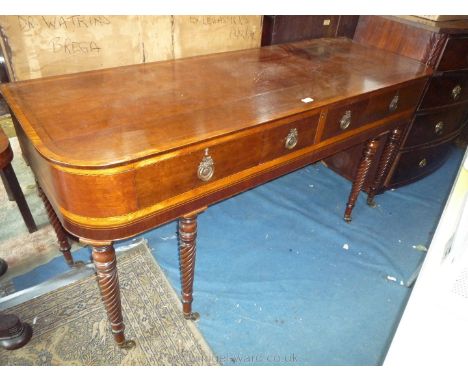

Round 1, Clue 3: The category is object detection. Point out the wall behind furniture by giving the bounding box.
[0,15,263,81]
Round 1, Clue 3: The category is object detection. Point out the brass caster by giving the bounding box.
[367,198,377,208]
[118,339,136,350]
[184,312,200,321]
[343,215,352,223]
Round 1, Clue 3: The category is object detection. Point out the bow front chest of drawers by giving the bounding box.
[0,37,431,347]
[325,16,468,190]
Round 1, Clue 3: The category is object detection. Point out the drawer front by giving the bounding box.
[404,106,468,147]
[261,114,319,162]
[437,37,468,72]
[135,132,264,208]
[420,73,468,109]
[321,80,426,141]
[135,113,319,209]
[389,142,453,185]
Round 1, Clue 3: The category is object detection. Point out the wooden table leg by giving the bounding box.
[0,171,15,201]
[367,127,403,207]
[344,138,379,222]
[179,213,200,321]
[91,243,135,349]
[2,164,37,233]
[37,183,74,265]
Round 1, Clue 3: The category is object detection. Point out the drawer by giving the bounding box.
[135,131,264,208]
[437,37,468,72]
[321,79,426,141]
[404,106,468,147]
[420,72,468,109]
[389,141,453,185]
[261,114,319,162]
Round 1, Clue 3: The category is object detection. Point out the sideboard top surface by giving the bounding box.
[0,37,431,168]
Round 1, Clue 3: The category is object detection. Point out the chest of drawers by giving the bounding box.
[324,16,468,190]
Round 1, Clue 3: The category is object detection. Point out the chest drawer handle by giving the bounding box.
[434,121,444,135]
[419,158,427,168]
[389,94,399,112]
[197,149,214,181]
[285,128,298,150]
[452,84,462,101]
[340,110,352,130]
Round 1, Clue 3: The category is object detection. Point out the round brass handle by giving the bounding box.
[389,94,399,112]
[434,121,444,135]
[340,110,352,130]
[419,158,427,168]
[197,149,214,181]
[452,84,462,101]
[285,128,298,150]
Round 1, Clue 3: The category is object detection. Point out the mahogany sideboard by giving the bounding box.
[325,16,468,190]
[0,38,431,348]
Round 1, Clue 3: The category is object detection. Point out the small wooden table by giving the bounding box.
[0,37,431,348]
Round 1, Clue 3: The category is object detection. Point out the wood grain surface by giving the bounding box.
[0,38,431,241]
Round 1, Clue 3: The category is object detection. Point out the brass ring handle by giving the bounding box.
[452,84,462,101]
[340,110,352,130]
[285,128,298,150]
[434,121,444,135]
[389,94,399,112]
[197,148,214,181]
[419,158,427,168]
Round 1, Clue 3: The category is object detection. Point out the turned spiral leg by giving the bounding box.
[344,138,379,222]
[91,244,134,349]
[37,183,73,265]
[367,128,403,207]
[179,213,200,321]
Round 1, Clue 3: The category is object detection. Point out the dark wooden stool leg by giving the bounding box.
[0,256,33,351]
[0,171,15,201]
[344,138,379,222]
[367,127,403,207]
[2,164,37,233]
[0,257,7,277]
[179,213,200,321]
[0,313,33,351]
[91,243,135,349]
[37,183,73,265]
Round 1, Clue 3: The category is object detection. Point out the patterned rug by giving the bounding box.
[0,241,218,365]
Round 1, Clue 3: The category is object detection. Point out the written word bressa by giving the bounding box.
[49,37,101,56]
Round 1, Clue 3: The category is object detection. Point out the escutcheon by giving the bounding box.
[389,94,399,112]
[434,121,444,135]
[340,110,352,130]
[285,128,298,149]
[197,148,215,181]
[452,84,462,101]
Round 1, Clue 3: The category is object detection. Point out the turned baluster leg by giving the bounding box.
[37,183,73,265]
[344,138,379,222]
[91,243,135,349]
[179,213,200,321]
[367,127,403,207]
